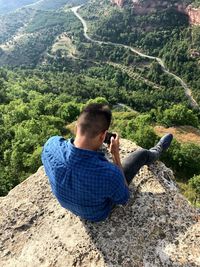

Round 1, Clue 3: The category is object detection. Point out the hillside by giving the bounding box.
[1,139,199,267]
[0,2,86,67]
[0,0,38,14]
[155,125,200,145]
[25,0,88,10]
[80,0,200,104]
[0,0,87,14]
[111,0,200,25]
[0,0,199,106]
[0,0,200,206]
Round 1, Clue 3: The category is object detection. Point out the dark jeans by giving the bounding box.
[122,148,160,185]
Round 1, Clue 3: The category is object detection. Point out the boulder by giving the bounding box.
[0,139,199,267]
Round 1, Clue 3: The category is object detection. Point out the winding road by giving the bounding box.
[71,5,199,110]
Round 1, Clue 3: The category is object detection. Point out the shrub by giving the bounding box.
[158,104,199,127]
[189,175,200,206]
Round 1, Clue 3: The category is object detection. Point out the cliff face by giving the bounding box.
[0,139,200,267]
[111,0,125,7]
[111,0,200,25]
[187,5,200,25]
[111,0,186,10]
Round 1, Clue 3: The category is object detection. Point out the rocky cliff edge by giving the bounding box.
[111,0,200,25]
[0,139,200,267]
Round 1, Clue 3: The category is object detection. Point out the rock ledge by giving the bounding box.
[0,139,199,267]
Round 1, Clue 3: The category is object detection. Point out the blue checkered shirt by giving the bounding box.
[41,136,130,222]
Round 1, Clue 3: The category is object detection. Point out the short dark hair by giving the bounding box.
[77,103,112,138]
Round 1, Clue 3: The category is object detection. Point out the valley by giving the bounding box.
[0,0,199,205]
[72,4,199,109]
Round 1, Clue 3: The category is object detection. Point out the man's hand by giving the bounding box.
[109,133,120,156]
[109,133,128,187]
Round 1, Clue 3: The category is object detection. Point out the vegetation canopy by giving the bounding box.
[0,0,199,205]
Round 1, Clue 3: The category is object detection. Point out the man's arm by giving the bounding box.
[109,133,128,187]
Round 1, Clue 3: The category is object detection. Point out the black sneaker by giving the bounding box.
[156,133,173,151]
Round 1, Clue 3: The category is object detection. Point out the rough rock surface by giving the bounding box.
[186,6,200,25]
[111,0,200,25]
[111,0,125,7]
[0,139,200,267]
[111,0,185,9]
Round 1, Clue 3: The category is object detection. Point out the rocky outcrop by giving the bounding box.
[0,139,200,267]
[111,0,125,7]
[186,5,200,25]
[111,0,186,10]
[111,0,200,25]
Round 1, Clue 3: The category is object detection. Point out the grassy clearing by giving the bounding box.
[154,125,200,145]
[51,33,77,57]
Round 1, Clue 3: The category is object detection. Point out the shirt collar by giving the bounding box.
[68,138,105,158]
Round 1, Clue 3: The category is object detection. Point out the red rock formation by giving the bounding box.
[186,6,200,25]
[111,0,125,7]
[111,0,200,25]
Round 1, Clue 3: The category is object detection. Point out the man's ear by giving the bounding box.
[100,130,107,142]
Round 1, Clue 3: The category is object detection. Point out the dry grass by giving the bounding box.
[154,125,200,145]
[51,33,76,57]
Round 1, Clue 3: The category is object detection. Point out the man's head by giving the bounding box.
[75,103,112,147]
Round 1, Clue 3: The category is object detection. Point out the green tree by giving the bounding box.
[189,175,200,206]
[86,97,109,105]
[159,104,199,127]
[58,102,80,123]
[0,78,8,103]
[125,114,157,149]
[114,70,124,87]
[173,143,200,177]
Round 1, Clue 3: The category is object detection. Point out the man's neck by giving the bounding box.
[74,136,100,151]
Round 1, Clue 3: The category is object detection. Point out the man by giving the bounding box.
[42,103,173,222]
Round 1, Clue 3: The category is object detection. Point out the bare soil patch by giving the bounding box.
[154,125,200,145]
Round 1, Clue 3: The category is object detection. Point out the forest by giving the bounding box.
[0,0,199,205]
[0,66,199,205]
[80,0,200,104]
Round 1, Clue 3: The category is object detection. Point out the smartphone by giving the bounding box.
[104,132,117,145]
